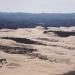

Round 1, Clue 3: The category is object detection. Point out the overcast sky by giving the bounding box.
[0,0,75,13]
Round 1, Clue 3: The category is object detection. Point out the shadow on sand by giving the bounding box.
[61,71,75,75]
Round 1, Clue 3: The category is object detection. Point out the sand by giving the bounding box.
[0,26,75,75]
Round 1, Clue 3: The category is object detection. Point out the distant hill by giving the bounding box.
[0,13,75,28]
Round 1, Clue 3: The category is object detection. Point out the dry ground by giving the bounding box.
[0,26,75,75]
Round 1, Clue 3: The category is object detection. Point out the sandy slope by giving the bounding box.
[0,26,75,75]
[0,51,74,75]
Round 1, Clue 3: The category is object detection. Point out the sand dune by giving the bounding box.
[0,26,75,75]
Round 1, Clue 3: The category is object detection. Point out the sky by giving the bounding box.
[0,0,75,13]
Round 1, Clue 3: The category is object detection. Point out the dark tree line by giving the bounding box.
[0,12,75,28]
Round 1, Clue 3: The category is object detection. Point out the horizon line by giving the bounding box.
[0,12,75,14]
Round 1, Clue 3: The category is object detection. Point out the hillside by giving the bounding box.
[0,26,75,75]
